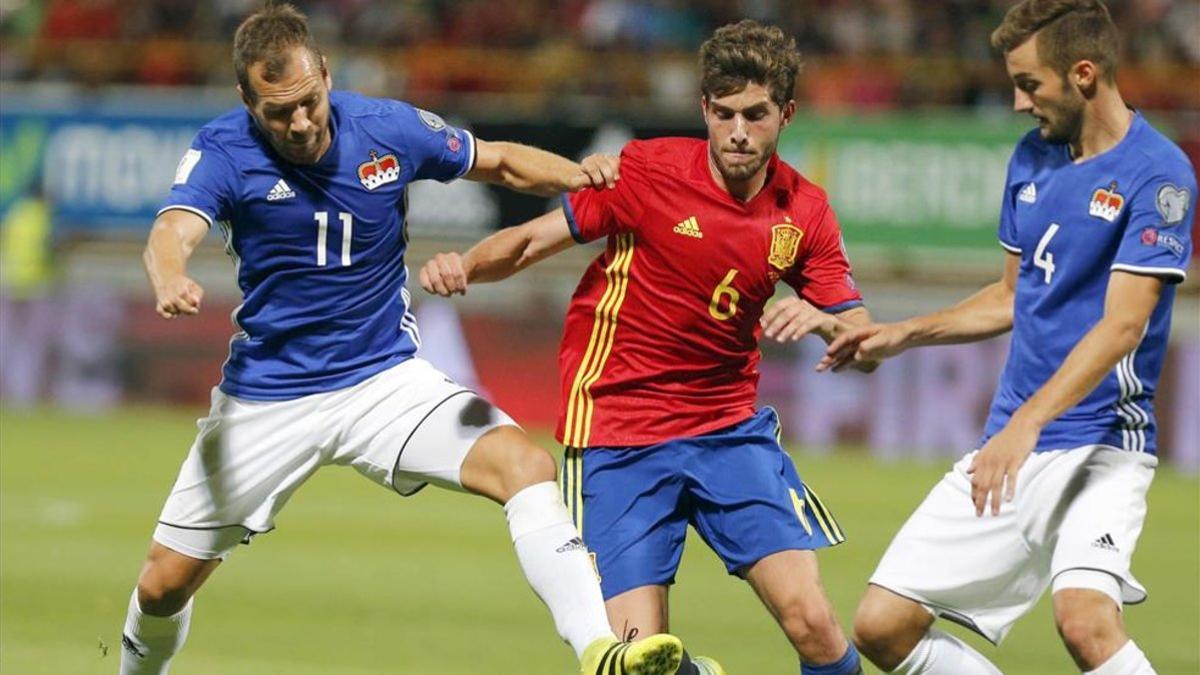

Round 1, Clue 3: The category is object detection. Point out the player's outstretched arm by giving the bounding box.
[420,208,577,296]
[819,252,1020,372]
[143,209,209,319]
[466,141,619,197]
[761,298,879,372]
[967,270,1164,516]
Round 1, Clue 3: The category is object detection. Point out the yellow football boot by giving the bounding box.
[580,634,683,675]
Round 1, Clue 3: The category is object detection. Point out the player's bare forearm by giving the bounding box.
[467,141,616,197]
[821,253,1018,371]
[467,210,576,282]
[1008,272,1163,431]
[835,306,871,331]
[144,210,208,318]
[834,306,879,372]
[422,210,576,296]
[899,257,1018,349]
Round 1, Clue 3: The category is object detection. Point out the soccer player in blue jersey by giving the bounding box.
[117,5,684,675]
[820,2,1195,674]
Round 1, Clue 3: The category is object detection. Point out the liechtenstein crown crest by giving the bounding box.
[768,223,804,270]
[358,150,400,191]
[1089,181,1125,223]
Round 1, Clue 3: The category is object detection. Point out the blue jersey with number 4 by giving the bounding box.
[984,112,1195,455]
[160,90,476,400]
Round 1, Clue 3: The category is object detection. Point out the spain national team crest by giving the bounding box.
[768,224,804,270]
[358,150,401,191]
[1089,181,1125,223]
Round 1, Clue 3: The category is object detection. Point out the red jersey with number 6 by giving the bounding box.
[557,137,862,448]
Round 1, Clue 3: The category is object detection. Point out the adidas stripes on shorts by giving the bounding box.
[869,444,1156,644]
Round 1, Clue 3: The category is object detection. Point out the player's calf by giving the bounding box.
[458,426,624,659]
[122,543,220,675]
[745,551,861,672]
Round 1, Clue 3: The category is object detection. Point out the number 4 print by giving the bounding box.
[1034,223,1059,284]
[315,211,353,266]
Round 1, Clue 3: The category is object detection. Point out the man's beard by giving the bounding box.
[711,143,773,182]
[1038,91,1084,145]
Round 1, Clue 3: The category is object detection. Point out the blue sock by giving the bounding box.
[800,643,862,675]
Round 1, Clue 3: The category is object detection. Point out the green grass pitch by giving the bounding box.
[1,407,1196,674]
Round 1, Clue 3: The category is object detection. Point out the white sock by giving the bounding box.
[892,628,1001,675]
[504,481,615,659]
[1085,640,1156,675]
[119,590,192,675]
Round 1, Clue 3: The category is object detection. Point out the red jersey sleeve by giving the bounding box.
[561,142,648,243]
[784,204,864,312]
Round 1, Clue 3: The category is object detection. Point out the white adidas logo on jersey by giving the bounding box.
[267,179,296,201]
[1018,182,1037,204]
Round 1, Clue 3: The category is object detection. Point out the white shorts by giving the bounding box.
[869,445,1156,644]
[153,358,516,560]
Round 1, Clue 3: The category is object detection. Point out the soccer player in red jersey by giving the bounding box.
[422,21,873,675]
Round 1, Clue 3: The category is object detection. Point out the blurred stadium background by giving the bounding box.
[1,1,1197,673]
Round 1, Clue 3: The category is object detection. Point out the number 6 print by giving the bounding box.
[709,268,741,321]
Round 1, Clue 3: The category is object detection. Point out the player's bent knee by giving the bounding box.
[135,543,219,616]
[777,595,842,653]
[137,586,189,617]
[136,573,195,617]
[852,610,895,662]
[1054,598,1126,667]
[506,441,559,488]
[852,591,927,668]
[463,426,557,503]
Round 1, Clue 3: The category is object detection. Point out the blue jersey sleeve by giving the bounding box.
[158,130,238,227]
[393,103,475,183]
[997,151,1022,254]
[1111,170,1195,283]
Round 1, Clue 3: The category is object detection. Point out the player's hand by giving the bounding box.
[818,322,908,372]
[420,252,469,296]
[966,417,1039,517]
[153,275,204,319]
[567,153,620,191]
[761,297,842,344]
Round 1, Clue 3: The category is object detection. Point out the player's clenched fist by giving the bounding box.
[567,153,620,192]
[420,252,469,296]
[154,276,204,319]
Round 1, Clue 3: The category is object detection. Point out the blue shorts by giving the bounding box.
[560,407,846,600]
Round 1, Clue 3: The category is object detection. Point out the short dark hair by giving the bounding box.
[991,0,1119,81]
[699,20,802,110]
[233,2,322,99]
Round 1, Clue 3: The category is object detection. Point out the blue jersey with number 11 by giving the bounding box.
[160,90,476,400]
[984,112,1195,455]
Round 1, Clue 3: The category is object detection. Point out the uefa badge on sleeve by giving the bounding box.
[1155,184,1190,226]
